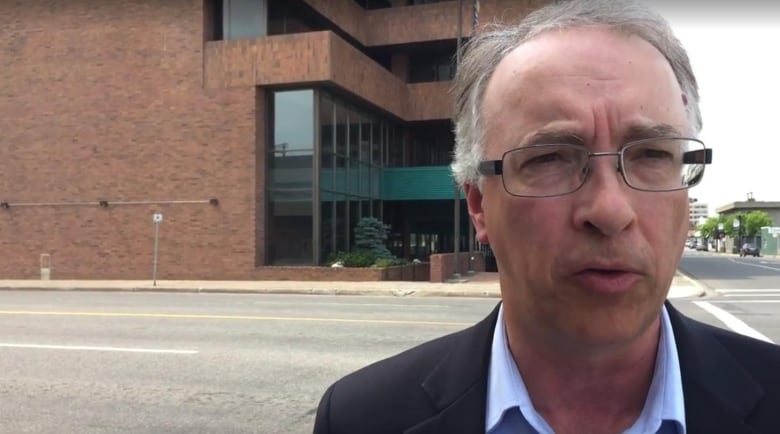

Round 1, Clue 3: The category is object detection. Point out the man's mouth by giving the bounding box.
[573,268,641,294]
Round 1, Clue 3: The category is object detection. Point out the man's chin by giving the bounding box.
[551,302,663,351]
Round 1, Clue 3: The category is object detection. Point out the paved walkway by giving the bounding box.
[0,271,705,299]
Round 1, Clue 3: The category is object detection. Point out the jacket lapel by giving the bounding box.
[666,301,763,434]
[405,303,501,434]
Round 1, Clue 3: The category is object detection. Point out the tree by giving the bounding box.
[700,211,773,240]
[353,217,392,259]
[697,216,721,239]
[722,215,736,237]
[742,210,773,237]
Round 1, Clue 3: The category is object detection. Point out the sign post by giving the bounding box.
[732,217,741,253]
[152,213,163,286]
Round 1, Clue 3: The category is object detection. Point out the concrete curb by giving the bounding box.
[0,284,501,298]
[0,272,700,300]
[673,269,710,298]
[666,285,705,299]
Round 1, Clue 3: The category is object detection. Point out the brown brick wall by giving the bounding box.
[204,33,332,88]
[205,32,449,121]
[302,0,367,43]
[365,2,464,46]
[479,0,550,27]
[407,82,453,121]
[328,34,408,118]
[302,0,542,47]
[429,252,485,282]
[0,0,260,279]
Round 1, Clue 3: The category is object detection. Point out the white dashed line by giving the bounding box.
[0,343,198,354]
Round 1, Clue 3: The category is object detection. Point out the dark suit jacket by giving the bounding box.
[314,301,780,434]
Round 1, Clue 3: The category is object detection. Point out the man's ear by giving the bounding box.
[464,183,489,244]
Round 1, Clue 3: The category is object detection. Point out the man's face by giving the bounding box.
[468,28,690,349]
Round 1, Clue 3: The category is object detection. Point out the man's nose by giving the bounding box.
[572,156,637,237]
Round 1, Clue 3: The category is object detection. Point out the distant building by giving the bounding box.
[715,198,780,226]
[689,198,709,226]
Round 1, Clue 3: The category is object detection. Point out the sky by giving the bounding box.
[652,2,780,215]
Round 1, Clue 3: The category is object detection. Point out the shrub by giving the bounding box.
[328,250,376,268]
[372,257,407,268]
[354,217,392,259]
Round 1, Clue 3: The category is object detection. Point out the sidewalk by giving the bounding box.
[0,271,705,299]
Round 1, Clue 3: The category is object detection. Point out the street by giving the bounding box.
[1,254,779,433]
[678,249,780,343]
[0,292,493,434]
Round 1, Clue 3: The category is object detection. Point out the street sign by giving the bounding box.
[768,227,780,234]
[717,223,724,231]
[152,213,163,286]
[732,219,740,228]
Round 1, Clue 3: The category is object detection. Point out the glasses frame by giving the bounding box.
[477,137,713,198]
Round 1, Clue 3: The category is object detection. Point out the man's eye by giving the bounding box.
[525,152,563,166]
[629,146,675,161]
[641,149,673,159]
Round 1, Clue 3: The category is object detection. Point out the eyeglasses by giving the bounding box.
[477,137,712,198]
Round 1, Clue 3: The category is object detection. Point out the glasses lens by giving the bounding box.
[501,145,588,196]
[622,139,706,191]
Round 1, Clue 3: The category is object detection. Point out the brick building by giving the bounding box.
[1,0,545,279]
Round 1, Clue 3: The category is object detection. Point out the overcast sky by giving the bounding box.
[652,2,780,214]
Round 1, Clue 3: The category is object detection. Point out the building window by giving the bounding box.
[317,90,388,263]
[353,0,392,9]
[268,0,326,36]
[267,90,314,265]
[205,0,267,41]
[407,0,453,5]
[409,51,456,83]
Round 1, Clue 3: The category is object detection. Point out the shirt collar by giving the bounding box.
[486,304,686,434]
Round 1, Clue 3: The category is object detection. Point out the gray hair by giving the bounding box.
[451,0,702,187]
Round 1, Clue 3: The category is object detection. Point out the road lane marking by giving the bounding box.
[709,300,780,303]
[0,310,471,327]
[718,289,780,293]
[0,343,197,354]
[693,301,774,343]
[723,294,780,297]
[726,258,780,272]
[313,302,453,309]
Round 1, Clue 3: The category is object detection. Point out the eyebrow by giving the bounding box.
[623,124,684,141]
[522,129,585,147]
[520,123,684,148]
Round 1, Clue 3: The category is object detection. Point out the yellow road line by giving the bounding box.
[0,310,470,327]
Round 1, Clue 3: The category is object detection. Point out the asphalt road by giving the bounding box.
[0,281,778,433]
[678,249,780,343]
[0,292,494,434]
[679,249,780,290]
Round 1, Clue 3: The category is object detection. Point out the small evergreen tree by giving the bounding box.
[354,217,392,259]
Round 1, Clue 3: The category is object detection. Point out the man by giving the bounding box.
[314,1,780,433]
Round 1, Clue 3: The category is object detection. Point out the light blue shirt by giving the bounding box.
[486,304,686,434]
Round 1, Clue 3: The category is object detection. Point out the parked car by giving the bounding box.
[695,242,708,251]
[739,243,760,257]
